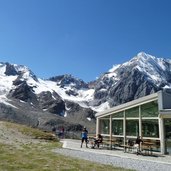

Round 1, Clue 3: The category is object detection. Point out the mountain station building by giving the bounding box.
[95,89,171,155]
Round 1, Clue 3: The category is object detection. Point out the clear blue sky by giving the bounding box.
[0,0,171,82]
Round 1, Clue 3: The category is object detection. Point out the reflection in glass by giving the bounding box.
[112,111,124,118]
[112,120,123,135]
[142,119,159,138]
[164,119,171,154]
[125,107,139,118]
[165,119,171,139]
[141,101,158,117]
[126,120,139,136]
[99,119,109,134]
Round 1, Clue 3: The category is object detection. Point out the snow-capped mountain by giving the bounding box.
[0,63,92,108]
[0,52,171,133]
[0,62,97,133]
[122,52,171,87]
[92,52,171,108]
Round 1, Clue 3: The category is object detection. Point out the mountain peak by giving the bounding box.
[49,74,88,89]
[133,52,155,62]
[137,51,148,57]
[125,52,158,69]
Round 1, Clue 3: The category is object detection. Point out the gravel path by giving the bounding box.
[54,139,171,171]
[55,148,171,171]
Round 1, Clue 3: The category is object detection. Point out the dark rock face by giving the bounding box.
[108,69,159,106]
[49,74,88,89]
[9,81,37,103]
[4,63,18,76]
[38,91,65,115]
[13,78,23,86]
[0,103,39,127]
[65,89,79,96]
[64,101,96,133]
[92,67,163,108]
[66,124,83,131]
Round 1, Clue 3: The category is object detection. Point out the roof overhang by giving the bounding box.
[159,109,171,118]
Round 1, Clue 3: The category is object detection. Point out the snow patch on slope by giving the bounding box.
[92,101,110,112]
[0,95,18,108]
[0,64,18,95]
[25,78,95,109]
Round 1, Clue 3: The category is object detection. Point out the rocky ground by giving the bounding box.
[0,121,49,149]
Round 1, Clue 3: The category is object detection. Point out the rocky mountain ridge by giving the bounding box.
[0,52,171,133]
[92,52,171,108]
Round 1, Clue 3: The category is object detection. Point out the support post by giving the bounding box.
[159,117,165,154]
[110,115,112,149]
[139,105,142,137]
[123,110,126,152]
[96,118,100,136]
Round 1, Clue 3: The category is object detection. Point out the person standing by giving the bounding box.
[61,127,65,139]
[81,127,88,148]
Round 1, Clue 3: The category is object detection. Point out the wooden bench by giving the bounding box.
[98,138,116,149]
[102,139,112,149]
[119,144,135,153]
[141,141,154,155]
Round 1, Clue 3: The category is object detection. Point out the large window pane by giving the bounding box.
[99,119,109,134]
[112,111,124,118]
[112,120,123,135]
[125,107,139,118]
[126,120,139,136]
[165,119,171,154]
[141,101,159,117]
[165,119,171,139]
[142,119,159,138]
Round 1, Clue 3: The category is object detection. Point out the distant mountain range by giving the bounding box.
[0,52,171,134]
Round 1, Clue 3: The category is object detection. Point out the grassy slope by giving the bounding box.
[0,121,132,171]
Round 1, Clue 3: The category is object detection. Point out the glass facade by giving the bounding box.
[112,120,123,135]
[99,100,159,143]
[141,101,158,117]
[164,119,171,154]
[125,107,139,118]
[142,119,159,138]
[126,120,139,136]
[99,119,109,134]
[112,111,124,118]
